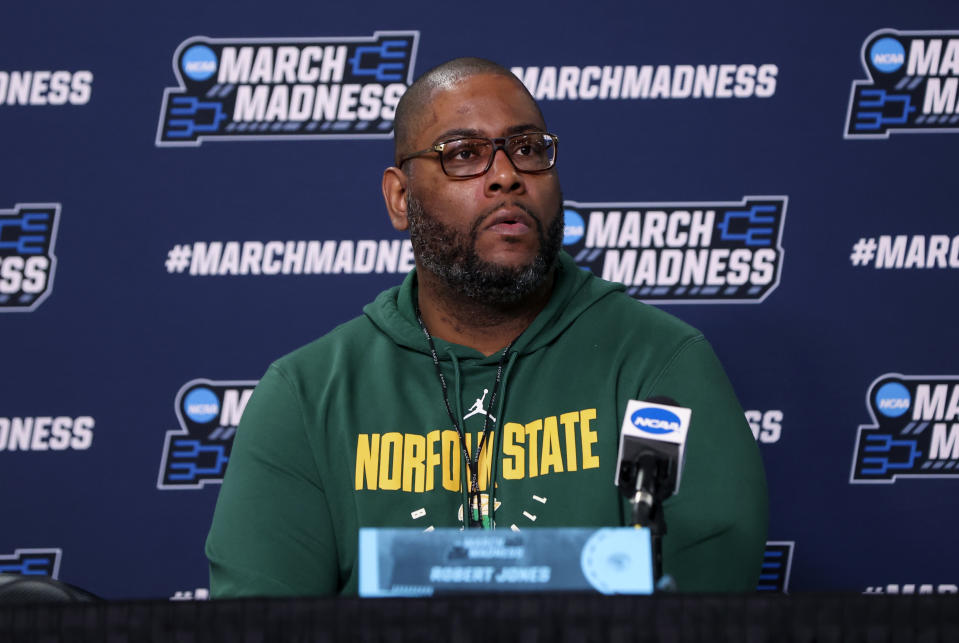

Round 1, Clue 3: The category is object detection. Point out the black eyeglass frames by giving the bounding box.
[398,132,559,178]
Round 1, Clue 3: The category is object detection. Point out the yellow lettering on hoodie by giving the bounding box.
[442,429,461,492]
[425,429,441,491]
[559,411,579,472]
[402,433,425,492]
[580,408,599,469]
[355,433,380,490]
[525,419,542,478]
[353,408,601,492]
[540,416,564,475]
[379,432,402,490]
[502,422,526,479]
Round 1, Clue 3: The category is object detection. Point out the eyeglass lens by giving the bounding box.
[440,134,556,176]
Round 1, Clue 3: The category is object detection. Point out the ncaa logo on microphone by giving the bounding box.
[622,400,691,445]
[616,399,692,490]
[631,407,682,435]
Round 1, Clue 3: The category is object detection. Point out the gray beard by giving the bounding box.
[406,192,564,307]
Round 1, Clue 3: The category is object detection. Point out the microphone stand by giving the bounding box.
[621,457,673,590]
[628,468,666,585]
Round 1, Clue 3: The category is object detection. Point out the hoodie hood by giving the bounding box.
[363,251,625,361]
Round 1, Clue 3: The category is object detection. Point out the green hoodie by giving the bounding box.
[206,252,768,596]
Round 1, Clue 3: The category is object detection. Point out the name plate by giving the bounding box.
[358,527,653,597]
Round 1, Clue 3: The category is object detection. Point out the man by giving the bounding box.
[206,57,768,596]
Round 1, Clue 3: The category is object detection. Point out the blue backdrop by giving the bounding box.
[2,0,957,600]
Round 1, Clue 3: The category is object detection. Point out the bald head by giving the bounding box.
[392,57,543,166]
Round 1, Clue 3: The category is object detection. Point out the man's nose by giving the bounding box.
[484,146,524,194]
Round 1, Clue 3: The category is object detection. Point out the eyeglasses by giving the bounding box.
[398,132,559,178]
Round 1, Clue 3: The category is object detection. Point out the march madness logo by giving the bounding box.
[157,379,256,489]
[846,29,959,138]
[156,32,418,146]
[562,196,786,303]
[756,542,794,593]
[0,548,61,578]
[0,203,60,312]
[851,374,959,483]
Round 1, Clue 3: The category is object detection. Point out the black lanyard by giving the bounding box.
[415,305,512,528]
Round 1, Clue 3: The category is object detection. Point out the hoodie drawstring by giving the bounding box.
[446,350,471,527]
[414,304,513,530]
[488,350,519,529]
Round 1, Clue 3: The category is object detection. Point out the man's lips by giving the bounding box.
[484,206,536,236]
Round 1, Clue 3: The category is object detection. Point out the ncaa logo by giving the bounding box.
[870,37,905,73]
[631,407,681,435]
[184,386,220,423]
[563,209,584,245]
[181,45,217,81]
[875,381,910,418]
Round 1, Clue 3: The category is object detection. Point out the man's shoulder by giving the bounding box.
[581,285,703,343]
[271,313,381,378]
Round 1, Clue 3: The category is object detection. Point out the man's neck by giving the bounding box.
[415,268,556,357]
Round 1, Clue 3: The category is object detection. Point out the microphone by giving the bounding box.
[614,397,691,587]
[614,397,691,527]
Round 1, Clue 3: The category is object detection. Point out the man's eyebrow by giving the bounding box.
[433,128,482,142]
[505,123,547,135]
[433,124,547,142]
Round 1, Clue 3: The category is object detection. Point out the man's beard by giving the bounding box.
[406,192,564,307]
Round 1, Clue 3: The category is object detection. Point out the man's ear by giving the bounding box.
[382,167,409,231]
